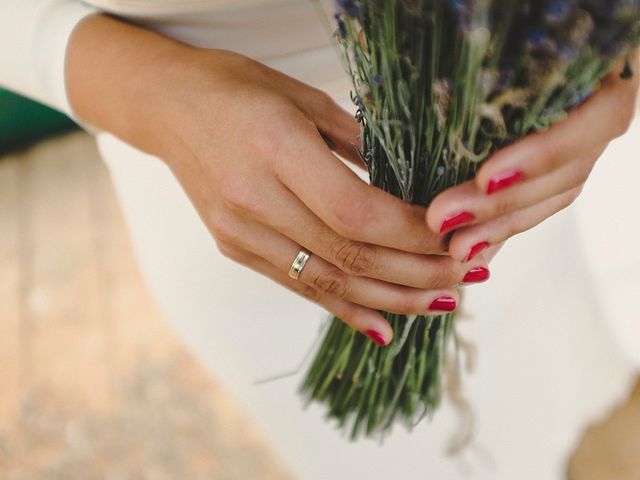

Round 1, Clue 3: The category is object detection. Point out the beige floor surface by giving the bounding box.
[0,131,638,479]
[0,132,292,480]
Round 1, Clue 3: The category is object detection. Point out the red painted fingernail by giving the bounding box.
[462,266,491,284]
[486,171,524,195]
[429,296,457,312]
[465,241,490,262]
[365,329,387,347]
[439,211,475,235]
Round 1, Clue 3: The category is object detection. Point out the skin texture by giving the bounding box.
[65,14,638,345]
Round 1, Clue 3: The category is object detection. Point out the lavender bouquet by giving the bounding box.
[300,0,639,440]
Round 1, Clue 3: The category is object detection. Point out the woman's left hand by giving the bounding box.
[425,52,640,263]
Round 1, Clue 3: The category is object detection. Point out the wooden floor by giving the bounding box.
[0,132,292,480]
[0,131,638,479]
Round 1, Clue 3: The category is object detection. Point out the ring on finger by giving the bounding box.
[288,248,312,280]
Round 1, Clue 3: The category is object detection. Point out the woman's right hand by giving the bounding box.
[66,14,490,345]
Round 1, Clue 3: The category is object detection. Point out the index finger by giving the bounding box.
[274,115,447,255]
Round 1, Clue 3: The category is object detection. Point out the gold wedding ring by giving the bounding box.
[288,248,311,280]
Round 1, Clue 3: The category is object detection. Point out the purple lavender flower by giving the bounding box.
[449,0,473,32]
[545,0,574,25]
[336,0,360,18]
[334,12,348,39]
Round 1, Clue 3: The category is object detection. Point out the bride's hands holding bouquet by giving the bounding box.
[427,52,640,261]
[66,14,492,345]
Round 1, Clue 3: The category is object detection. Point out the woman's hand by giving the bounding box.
[66,15,490,345]
[426,52,640,262]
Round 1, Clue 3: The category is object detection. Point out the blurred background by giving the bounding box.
[0,89,639,480]
[0,89,291,480]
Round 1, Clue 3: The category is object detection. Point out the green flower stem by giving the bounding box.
[300,0,639,441]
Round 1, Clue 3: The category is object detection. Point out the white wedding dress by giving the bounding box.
[28,0,640,478]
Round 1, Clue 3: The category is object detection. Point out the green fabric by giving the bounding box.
[0,88,78,154]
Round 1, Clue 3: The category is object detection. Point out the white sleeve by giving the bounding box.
[0,0,98,121]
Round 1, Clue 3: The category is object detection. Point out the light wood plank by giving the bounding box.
[0,155,22,436]
[18,133,112,412]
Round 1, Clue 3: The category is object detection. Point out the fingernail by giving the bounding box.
[465,241,490,262]
[487,171,524,195]
[440,211,475,235]
[365,329,387,347]
[429,296,457,312]
[462,267,491,284]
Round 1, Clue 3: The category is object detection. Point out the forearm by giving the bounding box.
[65,14,198,157]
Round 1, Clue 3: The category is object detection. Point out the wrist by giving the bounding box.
[65,14,197,158]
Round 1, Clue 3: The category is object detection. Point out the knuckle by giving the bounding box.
[576,158,596,182]
[216,240,246,263]
[565,185,583,207]
[208,209,240,245]
[392,295,416,315]
[330,238,378,276]
[425,232,449,254]
[215,240,233,258]
[312,268,349,298]
[297,284,323,303]
[537,140,564,171]
[329,194,374,238]
[611,110,633,138]
[573,183,585,197]
[544,152,564,172]
[329,303,361,330]
[493,194,516,217]
[505,221,523,240]
[243,115,285,160]
[426,264,456,289]
[218,176,256,214]
[611,83,638,138]
[312,88,336,111]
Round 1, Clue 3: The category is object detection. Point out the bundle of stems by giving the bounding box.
[300,0,639,441]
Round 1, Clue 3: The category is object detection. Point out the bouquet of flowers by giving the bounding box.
[300,0,639,440]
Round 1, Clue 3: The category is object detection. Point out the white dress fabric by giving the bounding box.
[1,1,640,479]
